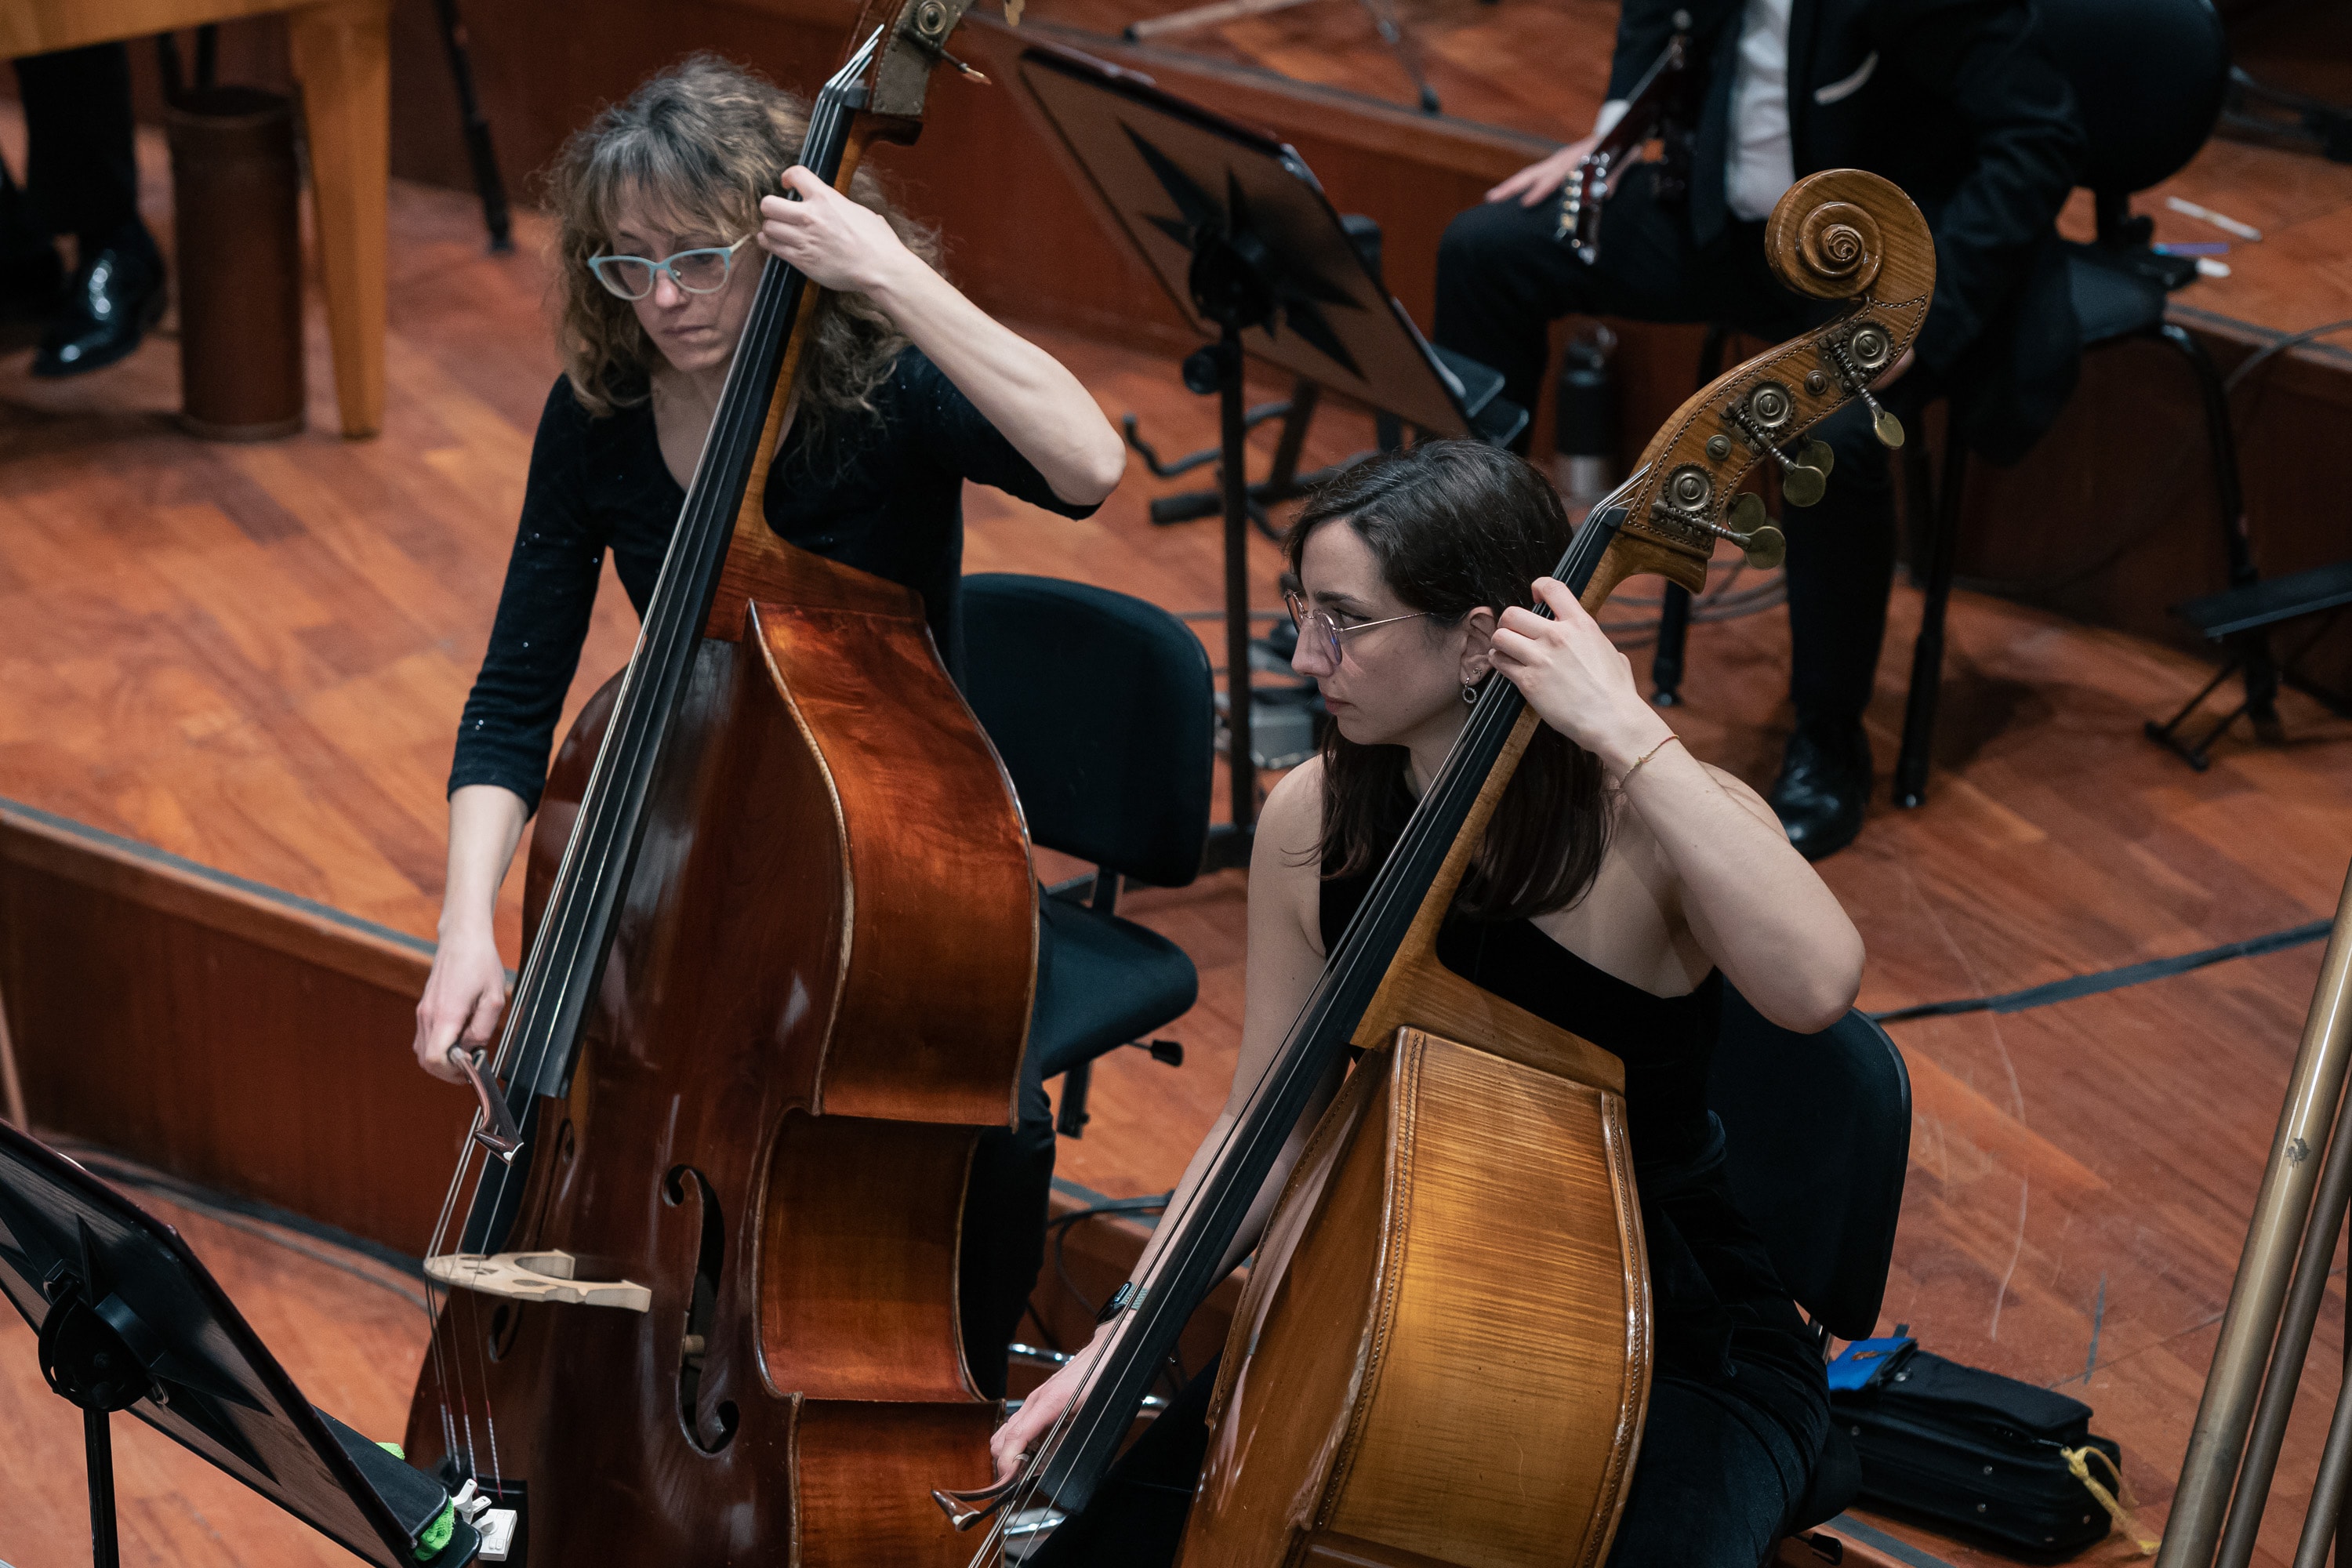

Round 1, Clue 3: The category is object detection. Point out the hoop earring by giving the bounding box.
[1462,682,1479,705]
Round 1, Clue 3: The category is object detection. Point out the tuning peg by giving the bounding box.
[1799,439,1834,476]
[1723,387,1830,506]
[1723,492,1786,568]
[1824,330,1906,449]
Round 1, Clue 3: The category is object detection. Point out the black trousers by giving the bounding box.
[1025,1345,1828,1568]
[8,43,141,252]
[960,1029,1057,1399]
[1434,168,1938,733]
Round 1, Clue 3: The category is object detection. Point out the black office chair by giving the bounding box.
[1707,985,1913,1532]
[960,573,1215,1136]
[1892,0,2268,800]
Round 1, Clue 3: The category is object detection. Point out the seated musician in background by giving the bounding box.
[1437,0,2085,858]
[405,55,1125,1398]
[999,442,1864,1566]
[0,43,169,374]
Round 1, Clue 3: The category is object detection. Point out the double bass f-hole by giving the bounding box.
[663,1166,739,1454]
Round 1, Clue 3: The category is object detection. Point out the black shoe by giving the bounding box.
[34,228,165,378]
[1768,723,1871,862]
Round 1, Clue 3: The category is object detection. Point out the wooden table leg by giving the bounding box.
[286,0,390,439]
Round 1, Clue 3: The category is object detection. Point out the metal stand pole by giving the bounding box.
[2158,863,2352,1566]
[1216,321,1258,841]
[1893,426,1967,808]
[86,1406,120,1568]
[430,0,513,252]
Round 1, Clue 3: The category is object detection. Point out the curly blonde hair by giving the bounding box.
[545,54,942,442]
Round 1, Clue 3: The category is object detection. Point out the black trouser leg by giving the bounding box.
[1433,167,1806,439]
[14,43,141,251]
[0,160,48,261]
[1778,372,1945,733]
[959,1039,1057,1399]
[1780,400,1897,732]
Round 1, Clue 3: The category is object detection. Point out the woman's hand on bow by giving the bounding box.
[414,926,508,1083]
[989,1325,1112,1484]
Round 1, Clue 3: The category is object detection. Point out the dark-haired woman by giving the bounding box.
[998,442,1864,1566]
[405,56,1126,1396]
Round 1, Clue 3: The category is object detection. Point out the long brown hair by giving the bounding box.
[543,54,942,444]
[1287,441,1610,922]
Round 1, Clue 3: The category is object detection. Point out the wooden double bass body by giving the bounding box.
[445,555,1034,1566]
[401,10,1028,1564]
[1168,169,1938,1568]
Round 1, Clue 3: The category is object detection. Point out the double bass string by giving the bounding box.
[434,30,872,1262]
[981,491,1636,1554]
[416,35,883,1476]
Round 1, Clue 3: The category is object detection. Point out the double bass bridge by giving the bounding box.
[423,1250,651,1312]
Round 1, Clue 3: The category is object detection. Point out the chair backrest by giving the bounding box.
[1705,988,1911,1343]
[2040,0,2228,196]
[960,573,1214,889]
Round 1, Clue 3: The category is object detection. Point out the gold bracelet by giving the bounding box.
[1617,732,1683,787]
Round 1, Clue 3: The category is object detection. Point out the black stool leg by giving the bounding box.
[1894,429,1967,808]
[1650,325,1730,706]
[2157,321,2280,739]
[1054,1060,1092,1138]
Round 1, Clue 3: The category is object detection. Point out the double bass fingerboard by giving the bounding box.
[457,36,880,1255]
[1028,500,1629,1512]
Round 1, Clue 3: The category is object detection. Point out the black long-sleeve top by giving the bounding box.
[449,348,1101,814]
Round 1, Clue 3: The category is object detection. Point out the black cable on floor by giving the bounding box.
[1871,918,2332,1025]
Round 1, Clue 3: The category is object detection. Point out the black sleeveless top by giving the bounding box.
[1319,869,1817,1388]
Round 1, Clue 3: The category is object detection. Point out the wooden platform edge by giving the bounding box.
[0,795,434,995]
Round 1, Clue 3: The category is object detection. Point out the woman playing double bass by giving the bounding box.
[405,56,1125,1396]
[998,441,1866,1566]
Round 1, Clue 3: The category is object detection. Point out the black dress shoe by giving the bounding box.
[34,229,165,378]
[1767,723,1871,862]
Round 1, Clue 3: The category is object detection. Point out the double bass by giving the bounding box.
[400,5,1025,1563]
[957,170,1934,1566]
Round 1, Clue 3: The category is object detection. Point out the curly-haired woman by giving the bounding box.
[407,56,1124,1395]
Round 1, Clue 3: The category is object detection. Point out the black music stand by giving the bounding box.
[1007,41,1523,866]
[0,1123,485,1568]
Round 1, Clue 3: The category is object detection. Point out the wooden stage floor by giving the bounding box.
[6,109,2352,1568]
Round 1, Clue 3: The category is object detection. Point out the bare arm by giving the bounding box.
[412,784,530,1082]
[988,764,1337,1478]
[757,169,1127,506]
[1489,579,1864,1032]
